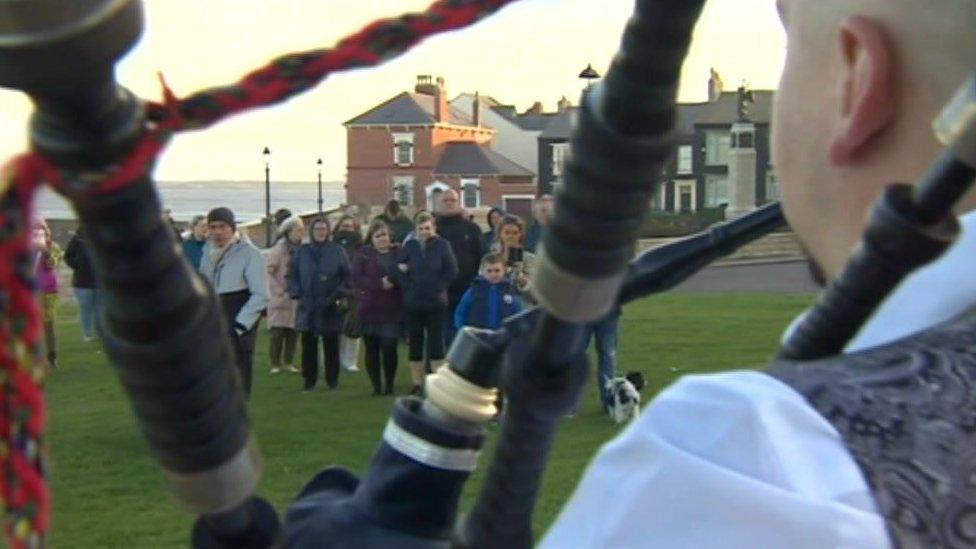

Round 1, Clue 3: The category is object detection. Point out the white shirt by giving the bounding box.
[541,211,976,548]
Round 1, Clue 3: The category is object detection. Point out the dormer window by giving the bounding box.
[552,142,570,176]
[461,178,481,209]
[393,132,415,166]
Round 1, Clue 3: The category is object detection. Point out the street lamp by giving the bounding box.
[317,158,324,213]
[263,146,271,247]
[579,63,600,90]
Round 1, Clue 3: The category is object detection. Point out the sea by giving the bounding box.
[35,180,348,222]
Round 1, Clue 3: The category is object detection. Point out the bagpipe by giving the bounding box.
[0,0,974,547]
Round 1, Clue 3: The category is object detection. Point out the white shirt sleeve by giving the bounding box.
[539,371,891,549]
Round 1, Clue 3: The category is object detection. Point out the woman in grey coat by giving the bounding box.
[287,217,350,391]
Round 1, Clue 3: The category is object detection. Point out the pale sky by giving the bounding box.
[0,0,786,183]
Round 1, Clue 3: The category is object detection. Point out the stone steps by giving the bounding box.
[637,230,804,265]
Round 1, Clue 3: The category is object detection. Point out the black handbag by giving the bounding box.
[342,311,362,339]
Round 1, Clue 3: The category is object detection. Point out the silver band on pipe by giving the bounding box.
[382,420,481,472]
[162,437,263,515]
[933,73,976,168]
[532,243,626,323]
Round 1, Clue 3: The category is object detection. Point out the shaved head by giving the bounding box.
[774,0,976,277]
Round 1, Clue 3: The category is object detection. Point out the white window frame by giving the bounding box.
[460,178,481,209]
[704,174,729,208]
[677,145,693,174]
[551,142,570,176]
[392,132,415,166]
[705,131,731,166]
[425,181,451,211]
[674,179,696,212]
[391,176,415,207]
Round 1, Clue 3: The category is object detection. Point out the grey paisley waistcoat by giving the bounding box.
[768,310,976,548]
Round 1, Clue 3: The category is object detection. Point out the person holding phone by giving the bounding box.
[492,214,536,304]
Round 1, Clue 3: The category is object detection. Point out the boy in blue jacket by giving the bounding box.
[454,253,522,330]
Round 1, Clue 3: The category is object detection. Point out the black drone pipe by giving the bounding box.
[456,0,708,546]
[0,1,280,546]
[618,201,785,303]
[779,73,976,361]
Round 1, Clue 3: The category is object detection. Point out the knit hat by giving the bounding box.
[273,208,293,227]
[277,215,304,238]
[207,207,236,230]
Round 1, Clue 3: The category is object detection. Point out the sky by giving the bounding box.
[0,0,786,183]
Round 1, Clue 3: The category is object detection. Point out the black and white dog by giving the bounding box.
[605,371,646,424]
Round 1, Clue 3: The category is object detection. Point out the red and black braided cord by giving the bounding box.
[0,0,521,546]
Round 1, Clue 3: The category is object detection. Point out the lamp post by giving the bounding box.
[317,158,324,213]
[263,146,271,247]
[578,62,600,90]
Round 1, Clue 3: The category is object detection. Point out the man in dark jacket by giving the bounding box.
[64,227,100,341]
[523,194,553,253]
[434,189,485,348]
[375,200,414,245]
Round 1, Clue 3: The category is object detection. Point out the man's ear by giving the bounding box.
[828,15,896,166]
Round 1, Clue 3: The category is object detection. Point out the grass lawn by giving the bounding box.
[43,292,813,547]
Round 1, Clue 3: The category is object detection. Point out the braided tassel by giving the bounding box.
[0,155,50,549]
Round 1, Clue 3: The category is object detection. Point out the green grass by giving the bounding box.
[42,293,813,548]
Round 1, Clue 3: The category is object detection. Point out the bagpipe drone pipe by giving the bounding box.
[1,0,974,548]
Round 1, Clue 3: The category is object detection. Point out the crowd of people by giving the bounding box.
[50,190,619,410]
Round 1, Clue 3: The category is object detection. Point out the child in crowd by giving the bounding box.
[454,253,522,331]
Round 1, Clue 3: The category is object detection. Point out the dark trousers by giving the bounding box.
[231,327,258,397]
[443,294,463,352]
[301,331,340,389]
[363,334,398,394]
[407,309,445,362]
[269,327,298,367]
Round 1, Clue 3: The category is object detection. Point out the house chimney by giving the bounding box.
[415,74,437,95]
[557,96,571,112]
[473,91,482,127]
[708,67,724,103]
[525,101,543,115]
[434,76,448,123]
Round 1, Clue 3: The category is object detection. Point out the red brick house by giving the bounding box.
[344,76,536,216]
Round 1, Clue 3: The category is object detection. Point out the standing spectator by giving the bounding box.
[273,208,293,228]
[396,213,457,395]
[483,207,506,250]
[287,217,350,392]
[198,207,268,398]
[64,227,99,342]
[32,218,61,369]
[352,220,403,396]
[334,215,363,373]
[583,310,622,413]
[376,200,414,244]
[523,194,553,253]
[161,208,183,243]
[181,215,208,270]
[402,209,430,244]
[435,189,484,349]
[454,253,522,331]
[492,214,537,304]
[266,216,305,375]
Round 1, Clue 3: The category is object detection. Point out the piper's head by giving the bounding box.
[774,0,976,279]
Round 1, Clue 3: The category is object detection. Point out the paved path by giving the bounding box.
[669,260,820,294]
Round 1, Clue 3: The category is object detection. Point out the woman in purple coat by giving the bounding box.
[351,220,402,395]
